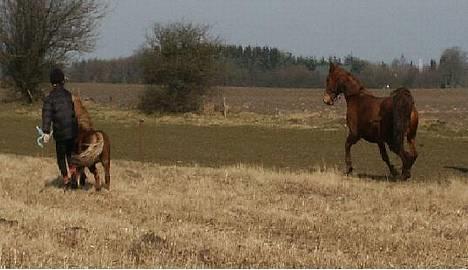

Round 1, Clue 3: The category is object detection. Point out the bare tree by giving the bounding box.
[0,0,107,102]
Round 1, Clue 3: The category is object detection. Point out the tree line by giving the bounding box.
[65,44,322,87]
[66,45,468,90]
[68,54,143,84]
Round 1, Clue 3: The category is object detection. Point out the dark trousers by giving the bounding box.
[55,138,75,177]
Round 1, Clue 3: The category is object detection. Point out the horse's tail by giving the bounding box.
[71,131,104,167]
[392,87,414,152]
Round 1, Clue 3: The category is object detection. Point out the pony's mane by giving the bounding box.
[72,95,94,131]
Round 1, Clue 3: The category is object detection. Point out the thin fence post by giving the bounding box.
[223,97,228,118]
[138,119,144,162]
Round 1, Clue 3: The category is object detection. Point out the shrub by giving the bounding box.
[140,22,220,113]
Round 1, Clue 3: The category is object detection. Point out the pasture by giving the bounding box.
[0,84,467,267]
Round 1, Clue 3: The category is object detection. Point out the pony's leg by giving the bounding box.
[378,143,398,177]
[69,166,79,189]
[79,169,87,188]
[103,159,110,190]
[345,134,359,175]
[102,136,111,190]
[89,164,101,191]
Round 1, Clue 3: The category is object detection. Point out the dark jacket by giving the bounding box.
[42,86,78,142]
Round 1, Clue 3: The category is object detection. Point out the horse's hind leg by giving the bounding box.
[401,109,419,180]
[404,135,418,177]
[398,136,415,180]
[378,143,398,177]
[400,128,418,180]
[400,150,412,180]
[345,134,360,175]
[89,164,101,191]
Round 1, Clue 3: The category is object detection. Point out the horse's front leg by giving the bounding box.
[345,134,360,175]
[401,136,418,180]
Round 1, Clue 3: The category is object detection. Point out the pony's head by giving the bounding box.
[323,63,342,105]
[72,94,93,131]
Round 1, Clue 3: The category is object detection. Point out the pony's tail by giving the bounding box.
[392,88,414,152]
[71,132,104,167]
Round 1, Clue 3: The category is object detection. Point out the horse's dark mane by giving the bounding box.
[391,87,412,96]
[336,66,372,96]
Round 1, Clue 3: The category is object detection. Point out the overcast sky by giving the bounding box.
[86,0,468,63]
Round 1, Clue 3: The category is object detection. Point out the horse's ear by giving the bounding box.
[329,62,336,72]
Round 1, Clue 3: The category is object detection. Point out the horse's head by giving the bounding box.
[323,63,342,105]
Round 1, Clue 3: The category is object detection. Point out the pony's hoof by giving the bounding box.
[401,171,411,180]
[70,179,78,189]
[79,178,86,187]
[63,181,72,191]
[345,166,353,175]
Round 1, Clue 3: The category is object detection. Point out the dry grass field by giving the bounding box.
[0,84,468,267]
[0,154,467,268]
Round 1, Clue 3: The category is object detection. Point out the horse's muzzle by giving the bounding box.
[323,94,334,105]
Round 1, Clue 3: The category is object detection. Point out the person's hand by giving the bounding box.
[43,133,50,144]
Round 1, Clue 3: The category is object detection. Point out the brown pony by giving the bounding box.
[323,63,418,180]
[71,95,111,190]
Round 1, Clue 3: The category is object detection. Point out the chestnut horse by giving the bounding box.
[323,63,418,180]
[70,95,111,190]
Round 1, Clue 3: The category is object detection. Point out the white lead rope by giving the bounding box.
[36,126,53,148]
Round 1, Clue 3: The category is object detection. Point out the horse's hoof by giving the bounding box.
[345,167,353,175]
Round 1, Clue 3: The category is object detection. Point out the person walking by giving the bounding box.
[42,68,78,187]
